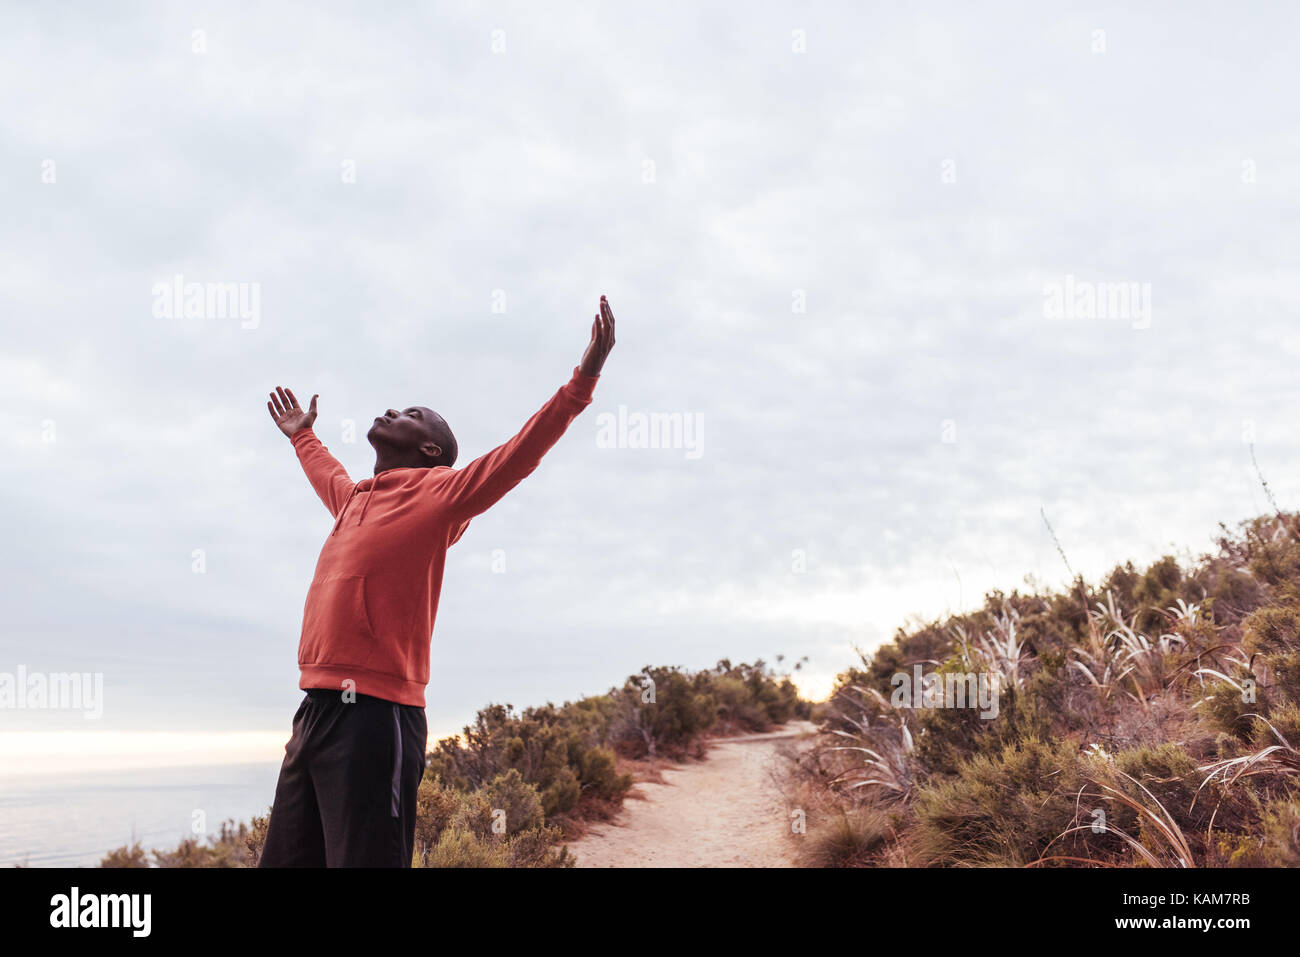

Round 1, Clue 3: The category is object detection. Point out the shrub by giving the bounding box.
[577,747,632,802]
[541,767,581,817]
[480,769,545,836]
[800,808,894,867]
[910,738,1092,867]
[506,825,575,868]
[421,827,509,868]
[797,512,1300,868]
[99,843,149,868]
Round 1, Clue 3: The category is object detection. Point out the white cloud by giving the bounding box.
[2,0,1298,749]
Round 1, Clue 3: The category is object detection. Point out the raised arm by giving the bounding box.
[439,296,616,520]
[268,386,357,517]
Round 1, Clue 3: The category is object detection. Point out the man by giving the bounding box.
[258,297,616,867]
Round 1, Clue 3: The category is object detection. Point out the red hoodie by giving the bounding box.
[287,367,598,706]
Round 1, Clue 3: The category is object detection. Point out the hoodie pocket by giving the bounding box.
[299,576,376,667]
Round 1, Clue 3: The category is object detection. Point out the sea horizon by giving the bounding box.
[0,759,284,868]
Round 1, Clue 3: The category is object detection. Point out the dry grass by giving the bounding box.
[1035,768,1196,868]
[789,512,1300,868]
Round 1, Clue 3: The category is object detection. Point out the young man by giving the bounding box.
[257,297,616,867]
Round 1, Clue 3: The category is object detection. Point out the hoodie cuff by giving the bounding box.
[567,366,600,401]
[290,427,318,448]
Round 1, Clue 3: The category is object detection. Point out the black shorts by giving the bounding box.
[259,688,428,868]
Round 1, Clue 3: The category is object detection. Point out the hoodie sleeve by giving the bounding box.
[438,367,598,521]
[290,427,358,517]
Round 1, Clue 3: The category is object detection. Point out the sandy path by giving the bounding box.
[568,721,817,868]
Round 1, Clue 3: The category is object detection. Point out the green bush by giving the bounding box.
[421,827,509,868]
[541,767,581,817]
[1216,796,1300,867]
[805,513,1300,868]
[577,746,632,802]
[103,817,265,868]
[480,769,545,836]
[99,843,149,868]
[911,738,1093,867]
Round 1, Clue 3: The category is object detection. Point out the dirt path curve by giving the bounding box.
[568,721,818,868]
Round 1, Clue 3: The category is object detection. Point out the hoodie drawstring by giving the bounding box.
[356,474,377,527]
[330,473,382,536]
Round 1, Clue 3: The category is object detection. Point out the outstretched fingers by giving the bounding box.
[599,296,616,348]
[600,296,616,340]
[268,385,317,435]
[268,385,306,422]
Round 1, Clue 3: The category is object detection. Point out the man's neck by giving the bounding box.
[373,455,427,475]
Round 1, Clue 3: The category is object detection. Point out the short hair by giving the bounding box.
[436,426,458,468]
[424,411,457,468]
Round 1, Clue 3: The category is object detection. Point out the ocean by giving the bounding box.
[0,761,283,868]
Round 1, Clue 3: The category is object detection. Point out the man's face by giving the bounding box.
[368,406,442,456]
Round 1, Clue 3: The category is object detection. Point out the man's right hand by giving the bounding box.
[268,386,318,438]
[578,295,617,377]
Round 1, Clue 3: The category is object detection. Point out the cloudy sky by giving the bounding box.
[4,1,1300,766]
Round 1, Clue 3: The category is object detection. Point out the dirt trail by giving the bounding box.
[568,721,817,867]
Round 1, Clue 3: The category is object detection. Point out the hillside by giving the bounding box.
[788,513,1300,867]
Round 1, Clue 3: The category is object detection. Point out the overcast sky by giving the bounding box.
[4,2,1300,760]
